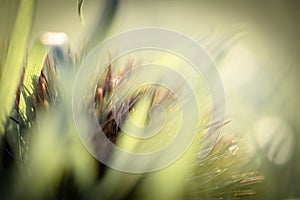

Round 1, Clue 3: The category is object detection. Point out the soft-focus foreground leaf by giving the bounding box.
[0,0,37,135]
[94,93,153,200]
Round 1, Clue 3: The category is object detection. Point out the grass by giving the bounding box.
[0,1,265,199]
[0,0,37,135]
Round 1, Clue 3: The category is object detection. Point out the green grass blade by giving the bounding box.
[0,39,9,77]
[77,0,85,22]
[0,0,37,135]
[19,40,50,119]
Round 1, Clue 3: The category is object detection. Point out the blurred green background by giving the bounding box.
[1,0,299,199]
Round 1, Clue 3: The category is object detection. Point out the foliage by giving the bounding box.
[0,0,37,135]
[0,1,265,200]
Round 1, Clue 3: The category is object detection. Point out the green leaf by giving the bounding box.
[0,39,9,77]
[77,0,85,22]
[0,0,37,135]
[19,40,50,120]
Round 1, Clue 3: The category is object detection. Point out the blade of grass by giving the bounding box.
[0,39,9,77]
[77,0,85,22]
[0,0,37,135]
[19,40,50,120]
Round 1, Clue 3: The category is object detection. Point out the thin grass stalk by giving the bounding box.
[0,0,37,135]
